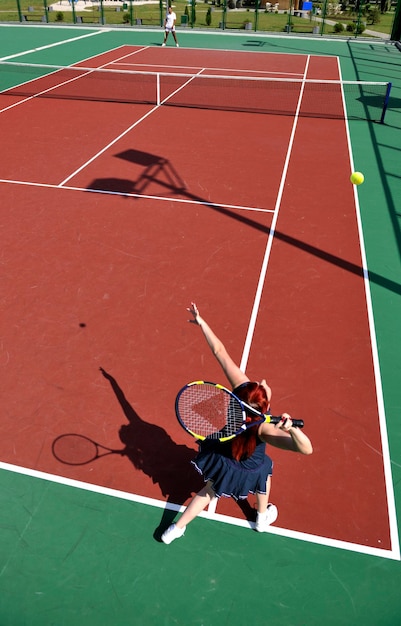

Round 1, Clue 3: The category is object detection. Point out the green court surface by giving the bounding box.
[1,24,401,626]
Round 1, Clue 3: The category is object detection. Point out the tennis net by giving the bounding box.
[0,61,392,123]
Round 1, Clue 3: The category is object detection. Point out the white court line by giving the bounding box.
[233,52,399,560]
[0,47,151,114]
[58,110,160,186]
[59,67,208,187]
[0,29,108,62]
[1,47,397,558]
[338,58,400,562]
[0,460,398,560]
[0,177,274,214]
[239,55,311,372]
[112,61,306,79]
[159,68,207,106]
[0,67,107,114]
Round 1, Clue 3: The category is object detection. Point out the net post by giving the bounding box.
[156,73,160,106]
[380,82,392,124]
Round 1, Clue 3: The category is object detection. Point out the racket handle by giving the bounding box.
[291,419,304,428]
[270,416,304,429]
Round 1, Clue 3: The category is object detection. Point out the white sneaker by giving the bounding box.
[162,43,166,47]
[176,43,179,47]
[255,504,278,532]
[161,523,186,544]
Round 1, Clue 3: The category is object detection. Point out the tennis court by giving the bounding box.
[1,24,401,626]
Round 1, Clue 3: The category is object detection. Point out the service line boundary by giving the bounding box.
[0,460,399,561]
[0,178,274,214]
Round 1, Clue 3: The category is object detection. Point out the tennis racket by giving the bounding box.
[52,434,126,466]
[175,381,304,442]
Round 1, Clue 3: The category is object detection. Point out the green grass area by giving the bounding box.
[0,0,395,35]
[355,7,395,32]
[325,7,395,34]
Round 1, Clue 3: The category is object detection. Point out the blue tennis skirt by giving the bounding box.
[191,440,273,500]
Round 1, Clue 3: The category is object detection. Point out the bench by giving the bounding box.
[22,14,47,22]
[76,16,103,23]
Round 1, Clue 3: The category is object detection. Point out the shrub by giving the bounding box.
[380,0,390,13]
[344,20,365,34]
[334,21,344,31]
[55,11,64,21]
[185,4,196,25]
[367,7,380,24]
[206,6,212,24]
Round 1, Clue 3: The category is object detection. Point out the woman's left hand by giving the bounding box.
[187,302,201,325]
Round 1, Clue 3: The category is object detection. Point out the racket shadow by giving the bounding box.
[99,368,203,542]
[52,433,126,466]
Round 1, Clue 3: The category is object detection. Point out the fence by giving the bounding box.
[3,0,397,38]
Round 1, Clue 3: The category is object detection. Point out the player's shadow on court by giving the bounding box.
[99,368,203,541]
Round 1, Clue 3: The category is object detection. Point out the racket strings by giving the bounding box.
[224,399,247,437]
[177,386,245,439]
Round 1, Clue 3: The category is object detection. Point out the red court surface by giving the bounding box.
[1,45,398,559]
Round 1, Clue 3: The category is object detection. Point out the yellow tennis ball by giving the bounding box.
[350,171,364,185]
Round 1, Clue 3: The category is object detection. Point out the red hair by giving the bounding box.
[231,382,269,461]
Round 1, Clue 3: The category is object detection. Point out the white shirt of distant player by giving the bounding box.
[165,10,176,30]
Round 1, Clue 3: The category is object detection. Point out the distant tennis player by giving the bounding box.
[161,303,313,544]
[162,6,179,47]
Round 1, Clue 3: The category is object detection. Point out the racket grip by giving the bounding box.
[270,416,304,429]
[291,419,304,428]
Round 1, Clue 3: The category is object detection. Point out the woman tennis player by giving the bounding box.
[161,303,313,544]
[162,6,179,47]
